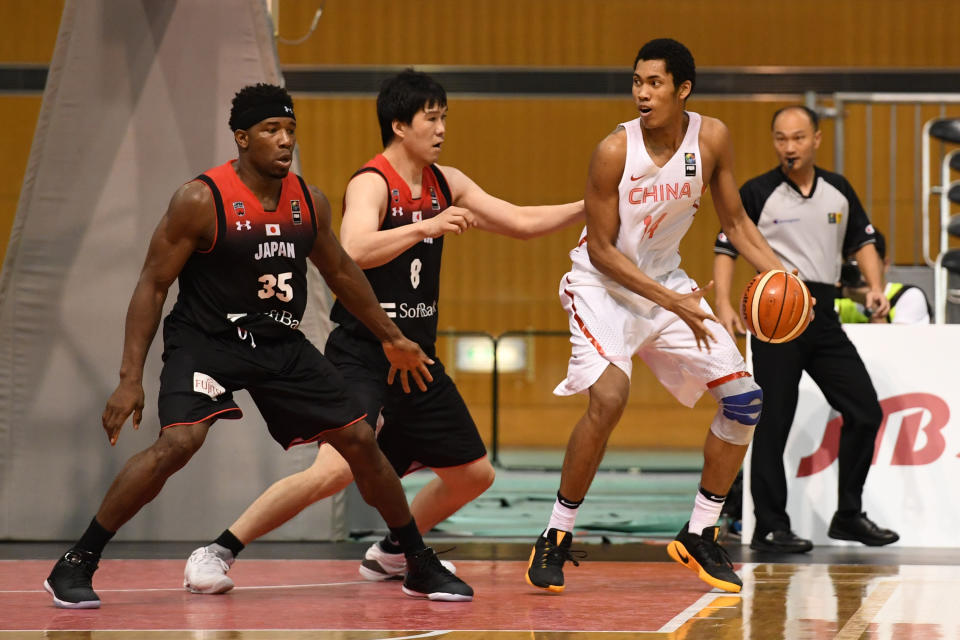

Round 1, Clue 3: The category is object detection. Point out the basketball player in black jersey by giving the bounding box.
[182,70,584,592]
[44,83,472,608]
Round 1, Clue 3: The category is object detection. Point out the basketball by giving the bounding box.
[740,270,812,343]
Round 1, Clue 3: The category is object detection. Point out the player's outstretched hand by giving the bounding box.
[383,336,435,393]
[425,206,475,238]
[670,281,719,352]
[102,379,145,446]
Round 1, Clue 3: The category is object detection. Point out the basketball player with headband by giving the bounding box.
[525,39,787,595]
[713,105,899,554]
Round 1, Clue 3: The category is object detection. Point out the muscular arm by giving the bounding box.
[440,165,584,239]
[339,172,472,269]
[102,181,214,444]
[307,186,433,391]
[584,128,718,349]
[703,118,783,274]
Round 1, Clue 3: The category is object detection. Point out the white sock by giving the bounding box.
[688,490,725,535]
[546,498,579,534]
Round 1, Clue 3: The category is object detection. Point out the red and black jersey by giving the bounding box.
[330,154,451,355]
[168,159,319,338]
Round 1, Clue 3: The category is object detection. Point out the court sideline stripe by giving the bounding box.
[657,563,753,633]
[0,580,368,594]
[833,579,899,640]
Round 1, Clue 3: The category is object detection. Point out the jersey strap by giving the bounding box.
[193,173,227,254]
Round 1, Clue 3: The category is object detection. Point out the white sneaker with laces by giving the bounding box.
[358,542,457,581]
[183,546,235,594]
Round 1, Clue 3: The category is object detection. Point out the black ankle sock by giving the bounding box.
[74,517,115,556]
[379,534,402,554]
[389,518,426,556]
[212,529,245,557]
[557,491,583,510]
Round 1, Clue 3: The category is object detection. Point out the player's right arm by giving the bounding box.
[102,181,215,445]
[339,172,473,269]
[713,252,745,338]
[584,128,718,350]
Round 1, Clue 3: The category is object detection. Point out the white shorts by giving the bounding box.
[554,268,748,407]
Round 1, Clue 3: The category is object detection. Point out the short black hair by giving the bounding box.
[229,83,294,131]
[771,105,820,131]
[633,38,696,95]
[377,69,447,147]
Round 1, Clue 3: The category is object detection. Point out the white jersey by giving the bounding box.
[567,112,704,311]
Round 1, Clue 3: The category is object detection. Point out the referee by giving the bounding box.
[712,105,899,553]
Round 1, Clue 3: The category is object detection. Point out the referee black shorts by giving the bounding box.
[324,326,487,476]
[157,317,367,450]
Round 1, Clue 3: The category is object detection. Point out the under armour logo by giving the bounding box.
[236,221,251,231]
[284,106,293,114]
[392,206,404,216]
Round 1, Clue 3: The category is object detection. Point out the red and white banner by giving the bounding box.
[744,325,960,547]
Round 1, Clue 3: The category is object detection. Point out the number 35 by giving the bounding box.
[258,272,293,301]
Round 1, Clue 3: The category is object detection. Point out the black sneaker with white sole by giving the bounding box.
[401,547,473,602]
[44,549,101,609]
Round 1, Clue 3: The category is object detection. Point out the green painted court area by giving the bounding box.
[402,448,705,539]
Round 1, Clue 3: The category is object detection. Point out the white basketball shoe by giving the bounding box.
[358,541,457,581]
[183,546,235,594]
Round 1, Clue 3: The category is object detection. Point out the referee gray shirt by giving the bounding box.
[714,166,877,284]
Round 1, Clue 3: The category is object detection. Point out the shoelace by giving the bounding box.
[695,537,734,569]
[538,540,587,568]
[192,547,229,571]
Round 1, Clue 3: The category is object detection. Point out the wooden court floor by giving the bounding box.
[1,541,958,639]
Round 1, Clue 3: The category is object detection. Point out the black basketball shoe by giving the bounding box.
[401,547,473,602]
[525,528,586,593]
[667,522,742,593]
[44,549,101,608]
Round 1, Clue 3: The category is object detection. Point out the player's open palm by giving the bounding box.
[425,206,475,238]
[102,379,145,446]
[671,283,719,352]
[383,336,435,393]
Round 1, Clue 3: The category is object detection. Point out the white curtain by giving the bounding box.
[0,0,349,541]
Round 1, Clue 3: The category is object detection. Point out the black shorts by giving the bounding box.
[324,326,486,476]
[158,317,366,449]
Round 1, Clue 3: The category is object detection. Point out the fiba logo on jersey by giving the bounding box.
[290,199,302,225]
[684,153,697,177]
[392,188,400,203]
[429,186,440,210]
[232,201,245,217]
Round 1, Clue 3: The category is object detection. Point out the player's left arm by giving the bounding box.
[306,185,433,391]
[703,118,783,274]
[439,165,584,239]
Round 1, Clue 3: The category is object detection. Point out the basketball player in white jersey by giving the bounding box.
[525,38,786,594]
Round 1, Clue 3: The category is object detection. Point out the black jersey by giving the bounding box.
[714,166,877,284]
[167,160,319,338]
[330,154,451,355]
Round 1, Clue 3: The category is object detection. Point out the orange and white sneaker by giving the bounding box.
[667,522,742,593]
[525,528,585,593]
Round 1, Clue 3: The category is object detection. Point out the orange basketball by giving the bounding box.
[740,270,812,343]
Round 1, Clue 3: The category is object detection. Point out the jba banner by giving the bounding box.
[743,324,960,547]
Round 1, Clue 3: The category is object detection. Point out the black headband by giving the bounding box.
[232,103,296,131]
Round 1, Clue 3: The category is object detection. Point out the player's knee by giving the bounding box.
[586,379,629,424]
[466,457,496,494]
[153,426,206,471]
[709,375,763,446]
